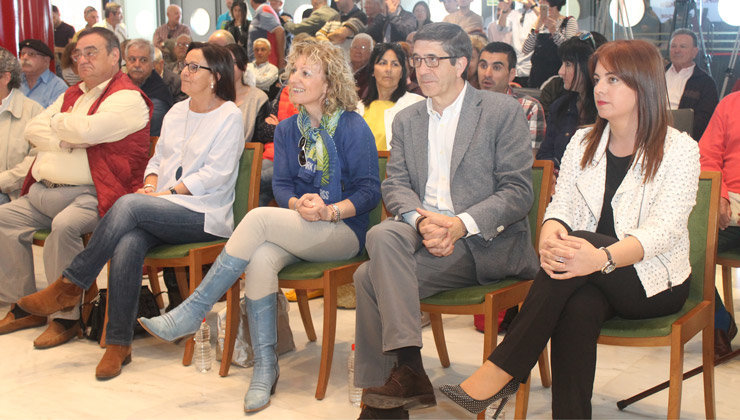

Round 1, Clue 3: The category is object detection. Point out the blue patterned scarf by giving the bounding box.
[296,106,343,202]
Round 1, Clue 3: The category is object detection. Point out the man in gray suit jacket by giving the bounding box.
[354,23,539,418]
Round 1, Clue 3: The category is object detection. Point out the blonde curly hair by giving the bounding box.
[284,38,358,113]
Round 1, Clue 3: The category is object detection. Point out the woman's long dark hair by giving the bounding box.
[362,43,408,107]
[231,1,249,29]
[555,36,597,124]
[186,42,236,101]
[412,1,432,29]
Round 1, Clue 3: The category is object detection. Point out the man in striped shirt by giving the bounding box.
[478,41,545,152]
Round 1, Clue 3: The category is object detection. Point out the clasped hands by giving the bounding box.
[134,185,171,197]
[539,231,606,279]
[416,208,466,257]
[295,193,335,222]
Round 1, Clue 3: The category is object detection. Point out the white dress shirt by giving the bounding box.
[247,61,279,92]
[402,83,480,236]
[145,99,244,238]
[94,20,128,44]
[665,64,694,110]
[24,77,149,185]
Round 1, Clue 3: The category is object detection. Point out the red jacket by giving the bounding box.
[699,91,740,201]
[22,71,152,217]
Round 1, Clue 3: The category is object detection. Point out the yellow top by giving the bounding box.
[362,100,394,151]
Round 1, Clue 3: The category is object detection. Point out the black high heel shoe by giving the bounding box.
[439,379,520,417]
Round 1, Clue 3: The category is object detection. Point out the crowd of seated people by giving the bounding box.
[0,1,738,418]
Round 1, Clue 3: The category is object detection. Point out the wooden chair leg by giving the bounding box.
[429,313,450,368]
[295,289,317,342]
[219,280,240,377]
[174,266,190,301]
[100,283,110,348]
[146,266,165,309]
[514,376,531,419]
[722,265,735,317]
[538,346,551,388]
[315,276,339,400]
[702,326,716,419]
[667,334,685,419]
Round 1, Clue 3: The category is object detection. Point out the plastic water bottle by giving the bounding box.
[194,320,212,373]
[348,343,362,407]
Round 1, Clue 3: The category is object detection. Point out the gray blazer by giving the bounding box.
[383,86,539,283]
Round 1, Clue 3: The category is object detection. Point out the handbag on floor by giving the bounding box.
[82,286,161,343]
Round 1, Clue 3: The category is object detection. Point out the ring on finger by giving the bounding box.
[557,256,565,264]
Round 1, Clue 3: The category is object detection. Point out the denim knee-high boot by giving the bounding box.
[138,249,248,342]
[243,292,279,413]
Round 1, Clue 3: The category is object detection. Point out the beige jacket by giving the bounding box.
[0,89,42,198]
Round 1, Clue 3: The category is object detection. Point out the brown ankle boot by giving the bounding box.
[17,277,89,317]
[95,344,132,380]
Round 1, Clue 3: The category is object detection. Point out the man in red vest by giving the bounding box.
[0,27,152,349]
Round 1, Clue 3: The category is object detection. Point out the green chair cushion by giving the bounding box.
[278,250,369,280]
[600,297,701,338]
[420,278,525,306]
[33,229,51,241]
[146,240,226,260]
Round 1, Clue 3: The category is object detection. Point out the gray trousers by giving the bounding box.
[0,182,99,320]
[353,219,478,387]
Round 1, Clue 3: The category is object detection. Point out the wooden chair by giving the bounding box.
[100,142,263,379]
[419,160,554,419]
[149,136,159,158]
[517,171,720,419]
[253,150,389,400]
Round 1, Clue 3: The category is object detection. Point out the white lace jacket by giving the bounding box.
[544,124,700,297]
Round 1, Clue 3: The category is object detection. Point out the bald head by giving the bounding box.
[208,30,236,46]
[166,4,182,25]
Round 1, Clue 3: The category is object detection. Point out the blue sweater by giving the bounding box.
[272,111,381,251]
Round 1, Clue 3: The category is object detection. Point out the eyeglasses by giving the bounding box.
[20,50,42,58]
[298,136,307,166]
[409,55,458,69]
[579,31,596,49]
[71,47,100,63]
[184,62,212,73]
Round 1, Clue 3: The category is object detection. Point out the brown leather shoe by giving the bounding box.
[95,344,132,380]
[17,276,87,317]
[0,304,46,334]
[33,319,82,349]
[358,405,409,419]
[361,365,436,410]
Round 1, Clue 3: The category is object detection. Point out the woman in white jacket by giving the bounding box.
[356,42,423,151]
[440,39,700,419]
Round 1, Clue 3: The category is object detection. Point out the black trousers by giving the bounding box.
[489,231,690,419]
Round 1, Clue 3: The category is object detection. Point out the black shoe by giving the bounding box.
[361,365,436,410]
[728,317,738,341]
[439,379,519,416]
[357,405,409,419]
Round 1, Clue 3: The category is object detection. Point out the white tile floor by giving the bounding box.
[1,247,739,419]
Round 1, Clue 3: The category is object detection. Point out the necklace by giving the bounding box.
[177,107,207,180]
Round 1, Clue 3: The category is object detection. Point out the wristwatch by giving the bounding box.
[599,247,615,274]
[169,187,177,195]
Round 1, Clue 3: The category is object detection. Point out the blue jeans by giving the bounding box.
[63,194,220,345]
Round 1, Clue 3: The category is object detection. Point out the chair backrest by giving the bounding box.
[530,160,554,251]
[368,150,390,229]
[512,87,543,102]
[232,142,264,226]
[670,108,694,137]
[149,136,159,158]
[686,171,720,306]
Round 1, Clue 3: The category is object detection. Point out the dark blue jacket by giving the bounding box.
[536,93,579,168]
[272,111,381,251]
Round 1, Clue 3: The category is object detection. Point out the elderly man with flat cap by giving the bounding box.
[18,39,68,108]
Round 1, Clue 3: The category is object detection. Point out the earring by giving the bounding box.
[210,81,215,89]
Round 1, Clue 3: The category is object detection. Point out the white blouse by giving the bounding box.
[544,124,700,297]
[145,99,244,238]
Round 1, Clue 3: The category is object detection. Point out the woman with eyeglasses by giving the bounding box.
[522,0,578,88]
[356,43,423,151]
[537,34,604,169]
[139,39,380,413]
[18,42,244,380]
[441,39,699,419]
